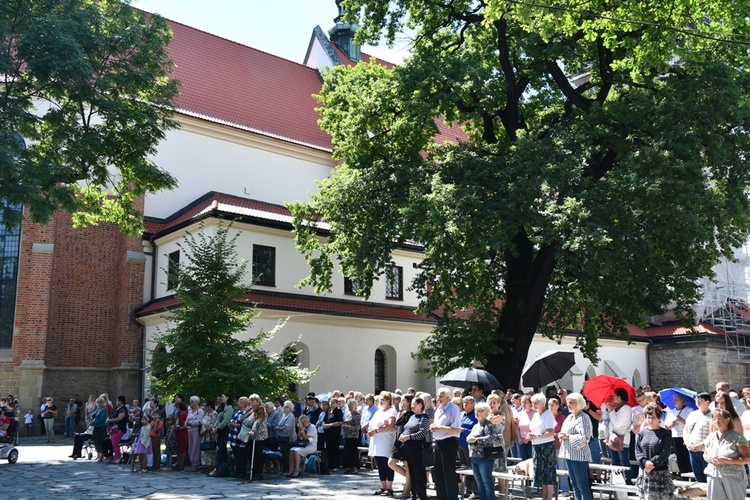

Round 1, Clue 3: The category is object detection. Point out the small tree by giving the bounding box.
[149,222,313,401]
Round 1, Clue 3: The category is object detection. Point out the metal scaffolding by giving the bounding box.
[696,242,750,386]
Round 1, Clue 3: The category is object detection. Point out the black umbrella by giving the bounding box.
[521,350,576,389]
[439,367,502,391]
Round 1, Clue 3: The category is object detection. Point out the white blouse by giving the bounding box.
[368,406,398,457]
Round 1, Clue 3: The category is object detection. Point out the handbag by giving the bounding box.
[391,439,405,460]
[238,426,251,443]
[483,445,505,460]
[607,433,624,452]
[200,439,217,451]
[292,439,308,447]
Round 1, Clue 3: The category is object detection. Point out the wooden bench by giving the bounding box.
[591,483,638,499]
[357,446,373,470]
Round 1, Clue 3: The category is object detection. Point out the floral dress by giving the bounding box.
[490,410,507,472]
[201,410,219,466]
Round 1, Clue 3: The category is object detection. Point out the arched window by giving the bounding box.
[283,344,299,395]
[374,349,386,394]
[0,134,24,349]
[0,202,21,349]
[151,344,168,380]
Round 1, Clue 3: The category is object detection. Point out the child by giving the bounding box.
[24,410,34,436]
[150,412,163,470]
[131,415,152,473]
[164,415,177,471]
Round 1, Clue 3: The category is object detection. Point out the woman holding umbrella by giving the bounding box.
[664,393,691,475]
[603,387,633,482]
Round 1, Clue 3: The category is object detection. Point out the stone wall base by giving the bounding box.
[649,339,750,392]
[2,364,141,436]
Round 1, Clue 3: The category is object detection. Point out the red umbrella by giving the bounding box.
[582,374,636,407]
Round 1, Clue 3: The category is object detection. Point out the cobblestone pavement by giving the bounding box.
[0,436,412,499]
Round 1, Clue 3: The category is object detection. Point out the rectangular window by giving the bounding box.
[0,206,22,349]
[166,250,179,291]
[344,277,361,296]
[252,244,276,286]
[385,265,403,300]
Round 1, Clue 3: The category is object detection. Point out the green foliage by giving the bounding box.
[294,0,750,387]
[149,222,314,402]
[0,0,179,233]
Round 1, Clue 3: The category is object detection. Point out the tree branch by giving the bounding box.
[494,18,526,141]
[545,59,591,112]
[595,37,613,104]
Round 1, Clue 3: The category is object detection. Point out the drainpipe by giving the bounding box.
[644,338,652,387]
[134,234,159,399]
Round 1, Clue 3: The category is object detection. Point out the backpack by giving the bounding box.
[319,459,330,475]
[215,462,230,477]
[304,454,320,474]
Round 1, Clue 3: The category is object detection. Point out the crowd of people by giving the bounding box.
[5,377,750,500]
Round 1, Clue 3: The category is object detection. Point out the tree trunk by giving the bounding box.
[485,237,557,390]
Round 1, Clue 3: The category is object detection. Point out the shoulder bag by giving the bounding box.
[607,433,624,452]
[238,425,251,443]
[200,438,217,450]
[483,446,505,460]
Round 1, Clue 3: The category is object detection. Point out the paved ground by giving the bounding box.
[0,436,412,499]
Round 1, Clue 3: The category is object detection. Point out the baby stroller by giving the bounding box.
[0,406,19,464]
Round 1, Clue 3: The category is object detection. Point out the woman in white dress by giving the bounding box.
[287,414,318,477]
[367,391,399,496]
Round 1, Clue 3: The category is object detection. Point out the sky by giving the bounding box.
[131,0,411,64]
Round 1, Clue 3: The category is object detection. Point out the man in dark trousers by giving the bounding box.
[430,387,462,499]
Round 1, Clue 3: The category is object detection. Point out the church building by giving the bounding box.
[3,4,744,418]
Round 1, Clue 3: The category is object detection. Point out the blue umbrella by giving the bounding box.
[658,387,697,411]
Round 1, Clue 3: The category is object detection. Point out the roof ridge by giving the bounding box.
[163,17,316,68]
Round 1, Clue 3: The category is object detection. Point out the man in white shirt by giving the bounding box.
[709,381,745,416]
[683,392,712,483]
[430,387,462,500]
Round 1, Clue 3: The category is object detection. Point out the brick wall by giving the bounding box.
[6,204,146,412]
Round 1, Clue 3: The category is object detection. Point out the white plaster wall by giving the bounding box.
[143,310,436,397]
[304,36,336,73]
[152,220,423,307]
[519,335,649,394]
[144,123,333,219]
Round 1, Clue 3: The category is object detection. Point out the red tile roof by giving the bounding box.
[143,191,306,235]
[136,290,435,324]
[641,322,725,338]
[165,20,466,153]
[166,20,333,151]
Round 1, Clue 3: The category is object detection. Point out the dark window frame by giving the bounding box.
[385,265,403,301]
[252,244,276,286]
[0,204,22,349]
[344,277,361,296]
[166,250,180,291]
[374,349,386,394]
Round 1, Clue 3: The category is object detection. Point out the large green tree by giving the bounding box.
[290,0,750,389]
[0,0,178,233]
[150,223,314,402]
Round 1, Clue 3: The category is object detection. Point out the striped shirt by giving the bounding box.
[227,408,250,448]
[559,412,593,462]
